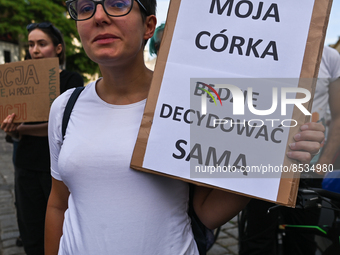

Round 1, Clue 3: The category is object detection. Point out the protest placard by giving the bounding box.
[0,58,60,123]
[131,0,333,206]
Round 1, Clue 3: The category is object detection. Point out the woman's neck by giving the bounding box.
[96,62,153,105]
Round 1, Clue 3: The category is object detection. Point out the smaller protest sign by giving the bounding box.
[0,58,60,123]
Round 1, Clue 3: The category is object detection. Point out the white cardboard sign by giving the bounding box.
[131,0,332,206]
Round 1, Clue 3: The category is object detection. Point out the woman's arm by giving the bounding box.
[193,186,250,230]
[17,122,48,137]
[193,122,325,230]
[1,113,21,138]
[45,178,70,255]
[1,113,48,137]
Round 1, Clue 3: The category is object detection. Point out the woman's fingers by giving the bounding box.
[294,122,325,142]
[286,122,325,164]
[289,141,321,154]
[293,130,324,143]
[286,151,312,164]
[1,113,17,133]
[301,122,325,132]
[287,141,320,164]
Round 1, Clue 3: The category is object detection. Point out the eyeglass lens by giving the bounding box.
[69,0,133,20]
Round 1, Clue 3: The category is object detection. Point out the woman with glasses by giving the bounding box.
[45,1,325,254]
[1,22,83,255]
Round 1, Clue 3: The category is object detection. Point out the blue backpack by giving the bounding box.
[322,170,340,194]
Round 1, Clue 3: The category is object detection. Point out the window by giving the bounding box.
[4,50,11,63]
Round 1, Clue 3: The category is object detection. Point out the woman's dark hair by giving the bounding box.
[138,0,157,46]
[139,0,157,20]
[27,23,66,66]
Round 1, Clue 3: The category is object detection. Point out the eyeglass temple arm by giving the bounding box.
[136,0,147,13]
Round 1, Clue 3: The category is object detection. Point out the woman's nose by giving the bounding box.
[93,3,112,24]
[31,45,39,54]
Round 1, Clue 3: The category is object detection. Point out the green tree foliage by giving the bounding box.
[0,0,99,80]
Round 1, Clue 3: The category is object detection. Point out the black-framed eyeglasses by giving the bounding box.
[26,22,62,43]
[66,0,148,21]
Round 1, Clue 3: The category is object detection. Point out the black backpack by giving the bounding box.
[61,87,214,255]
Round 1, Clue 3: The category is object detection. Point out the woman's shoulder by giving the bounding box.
[60,69,82,79]
[49,81,97,131]
[53,79,99,111]
[54,80,95,107]
[51,88,76,114]
[60,70,84,91]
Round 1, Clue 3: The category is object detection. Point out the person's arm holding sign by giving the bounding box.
[1,114,21,139]
[17,123,49,137]
[194,122,325,230]
[1,113,48,138]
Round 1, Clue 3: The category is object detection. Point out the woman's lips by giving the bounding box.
[93,34,118,44]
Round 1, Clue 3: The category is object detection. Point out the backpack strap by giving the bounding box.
[62,87,85,139]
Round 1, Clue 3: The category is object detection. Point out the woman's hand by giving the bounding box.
[287,122,325,164]
[1,113,21,139]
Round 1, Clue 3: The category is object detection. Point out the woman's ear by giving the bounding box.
[144,15,157,41]
[56,43,63,55]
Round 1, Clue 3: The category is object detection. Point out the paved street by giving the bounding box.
[0,130,25,255]
[207,218,239,255]
[0,130,238,255]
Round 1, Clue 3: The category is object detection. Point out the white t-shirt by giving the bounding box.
[48,80,199,255]
[311,46,340,123]
[309,47,340,164]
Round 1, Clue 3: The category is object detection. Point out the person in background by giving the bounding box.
[3,49,32,248]
[238,46,340,255]
[0,22,84,255]
[311,46,340,169]
[44,0,324,254]
[318,47,340,193]
[149,22,165,56]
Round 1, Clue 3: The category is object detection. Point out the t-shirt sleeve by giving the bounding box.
[48,89,75,180]
[333,55,340,80]
[325,47,340,81]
